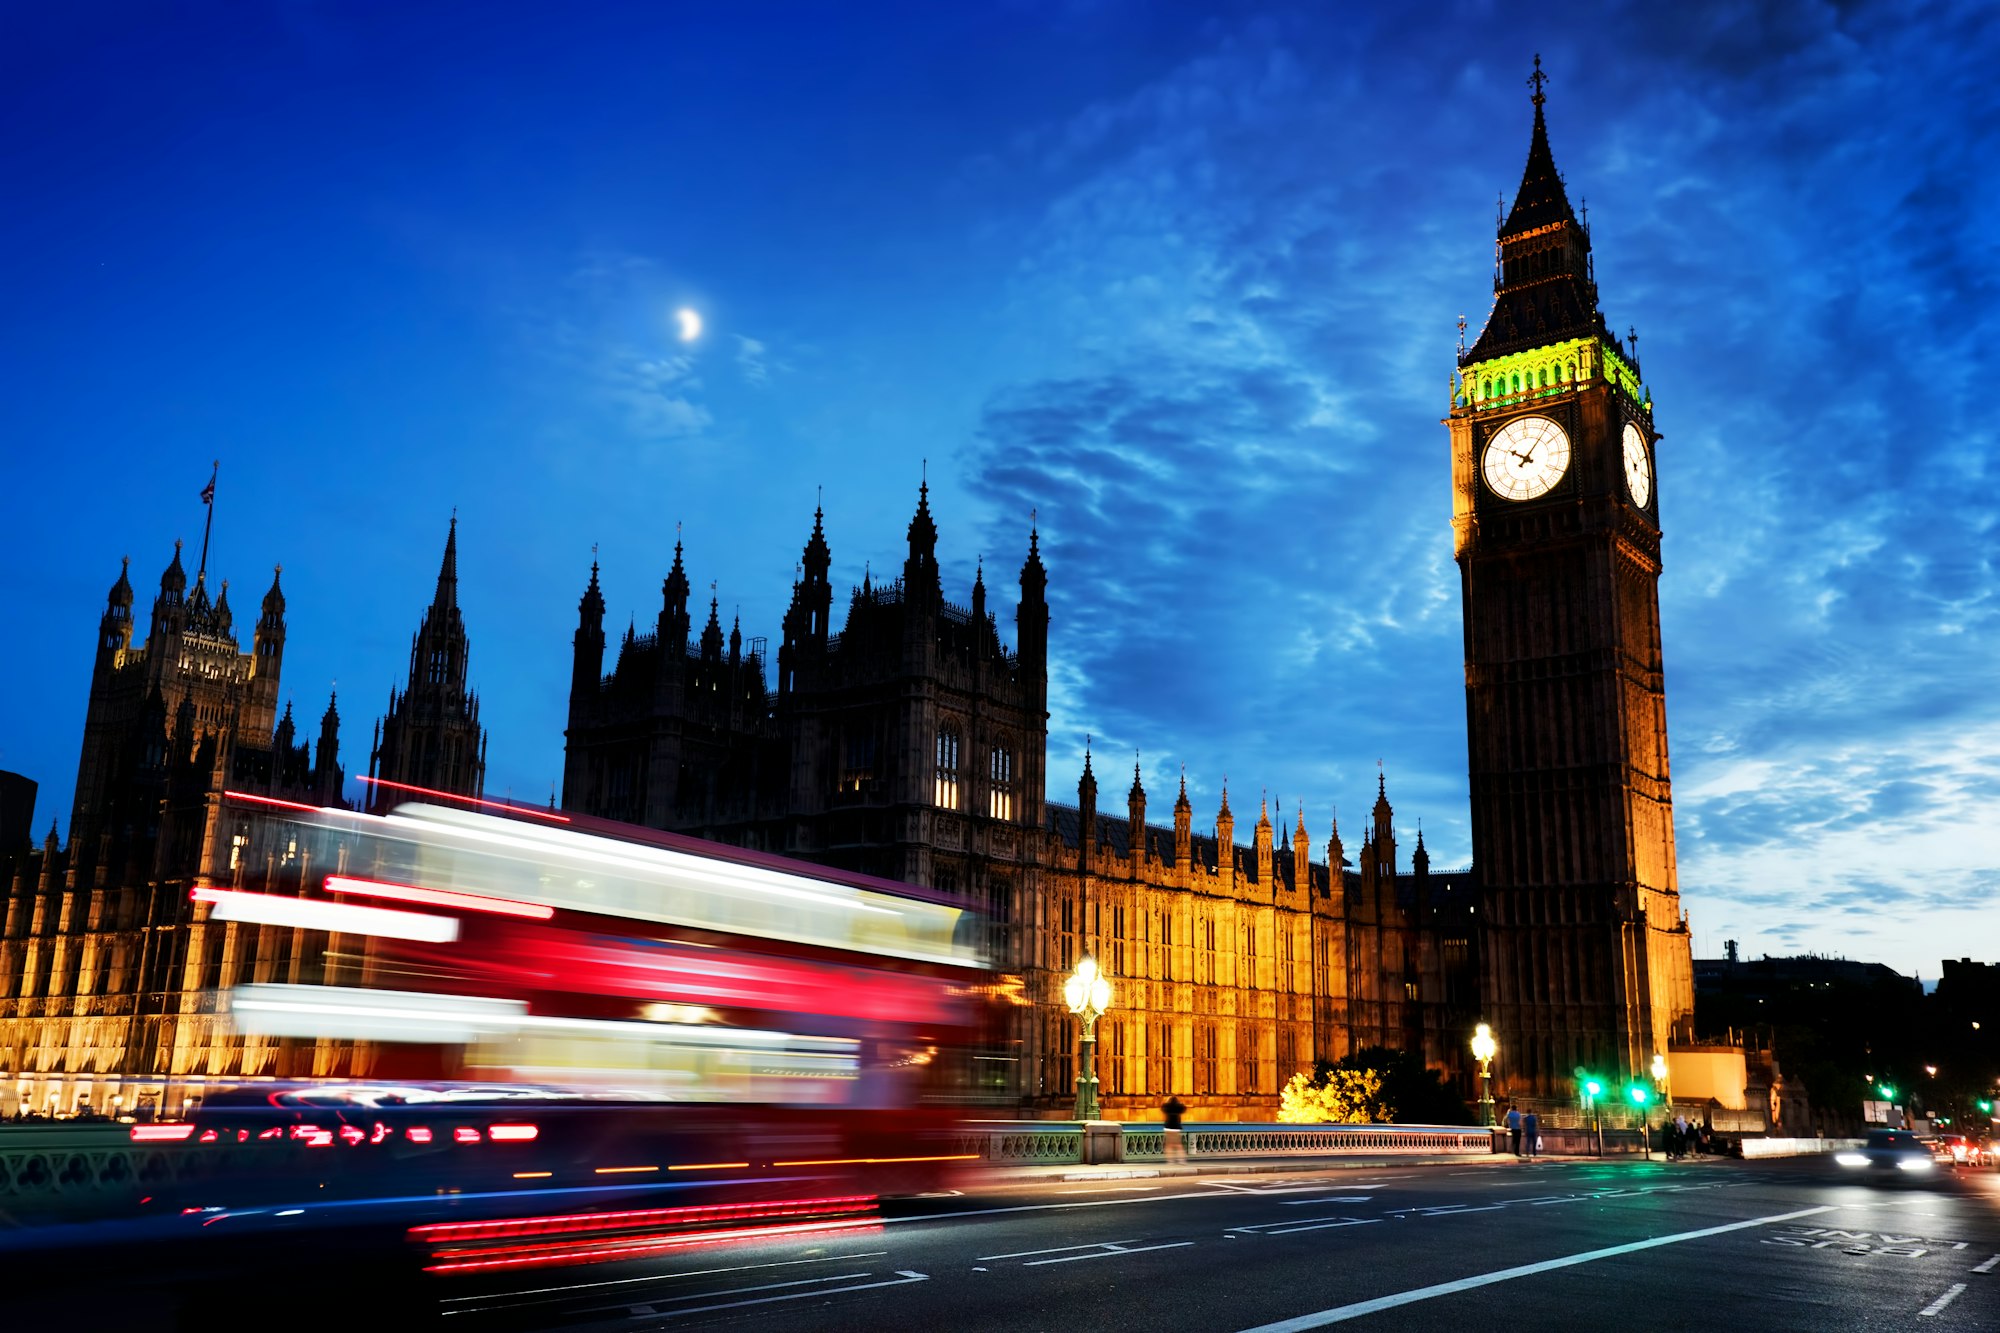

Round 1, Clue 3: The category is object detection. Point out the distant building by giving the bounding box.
[1694,953,1920,1004]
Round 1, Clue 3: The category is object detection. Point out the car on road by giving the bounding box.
[1833,1128,1943,1181]
[1934,1133,1993,1167]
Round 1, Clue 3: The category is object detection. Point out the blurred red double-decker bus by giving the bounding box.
[185,788,1002,1205]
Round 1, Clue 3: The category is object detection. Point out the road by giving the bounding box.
[427,1157,2000,1330]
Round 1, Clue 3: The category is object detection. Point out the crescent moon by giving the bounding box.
[676,308,702,343]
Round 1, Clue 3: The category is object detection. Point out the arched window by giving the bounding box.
[988,744,1014,821]
[1510,372,1521,394]
[1538,367,1548,388]
[934,725,961,810]
[1480,378,1490,400]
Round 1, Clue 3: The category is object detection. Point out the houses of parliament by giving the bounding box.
[1,74,1693,1120]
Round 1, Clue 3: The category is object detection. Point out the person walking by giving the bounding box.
[1523,1108,1540,1159]
[1161,1095,1187,1163]
[1505,1104,1523,1157]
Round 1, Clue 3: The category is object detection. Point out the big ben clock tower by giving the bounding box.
[1450,59,1695,1098]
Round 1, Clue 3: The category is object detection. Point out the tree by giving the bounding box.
[1314,1047,1472,1125]
[1279,1068,1387,1124]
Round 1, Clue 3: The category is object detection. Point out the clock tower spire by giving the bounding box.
[1449,58,1694,1098]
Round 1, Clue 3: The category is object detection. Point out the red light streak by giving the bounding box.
[405,1127,433,1144]
[772,1153,978,1166]
[130,1124,196,1142]
[422,1218,881,1274]
[411,1195,876,1242]
[359,776,570,823]
[325,873,553,919]
[454,1127,482,1144]
[222,790,323,813]
[197,1129,219,1143]
[338,1125,366,1146]
[486,1124,539,1142]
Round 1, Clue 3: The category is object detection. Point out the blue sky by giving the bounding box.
[3,1,1996,979]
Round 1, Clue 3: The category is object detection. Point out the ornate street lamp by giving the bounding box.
[1064,955,1113,1121]
[1470,1023,1497,1126]
[1651,1052,1670,1110]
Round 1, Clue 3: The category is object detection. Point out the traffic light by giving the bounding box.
[1878,1084,1897,1101]
[1628,1085,1650,1107]
[1978,1099,1993,1115]
[1584,1078,1603,1099]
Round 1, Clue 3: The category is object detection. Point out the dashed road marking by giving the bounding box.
[1920,1284,1967,1317]
[1972,1253,2000,1274]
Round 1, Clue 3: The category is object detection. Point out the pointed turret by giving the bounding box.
[252,565,286,679]
[1254,791,1274,884]
[660,537,691,650]
[99,557,135,657]
[904,476,941,608]
[1292,804,1311,893]
[699,596,725,661]
[1127,758,1146,856]
[314,690,342,800]
[1216,779,1235,865]
[1372,771,1396,882]
[274,699,296,753]
[728,609,742,666]
[159,541,187,600]
[799,504,832,645]
[572,559,606,708]
[211,579,233,635]
[1076,738,1098,869]
[1173,765,1192,868]
[1327,809,1346,899]
[971,556,987,625]
[433,513,460,611]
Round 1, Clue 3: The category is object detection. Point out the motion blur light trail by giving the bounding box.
[410,1195,882,1274]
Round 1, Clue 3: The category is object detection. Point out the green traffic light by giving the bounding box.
[1584,1079,1603,1097]
[1628,1085,1650,1106]
[1879,1085,1896,1100]
[1978,1100,1993,1114]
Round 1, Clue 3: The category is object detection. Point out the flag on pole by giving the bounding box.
[200,478,215,504]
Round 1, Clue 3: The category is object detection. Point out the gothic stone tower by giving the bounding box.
[1448,63,1694,1097]
[369,516,487,811]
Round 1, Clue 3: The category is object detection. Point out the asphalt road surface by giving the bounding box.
[426,1157,2000,1331]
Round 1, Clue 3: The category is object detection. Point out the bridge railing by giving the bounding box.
[953,1120,1497,1166]
[0,1124,226,1222]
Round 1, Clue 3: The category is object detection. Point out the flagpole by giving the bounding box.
[197,460,218,582]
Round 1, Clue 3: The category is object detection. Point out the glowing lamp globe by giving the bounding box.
[1471,1023,1497,1063]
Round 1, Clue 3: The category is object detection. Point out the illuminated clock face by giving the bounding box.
[1622,422,1653,508]
[1481,415,1571,501]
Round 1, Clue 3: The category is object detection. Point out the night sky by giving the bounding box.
[4,2,1996,979]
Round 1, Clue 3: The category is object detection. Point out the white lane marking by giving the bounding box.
[1283,1196,1373,1206]
[892,1191,1222,1223]
[645,1271,929,1320]
[1234,1205,1838,1332]
[1953,1242,1968,1251]
[438,1250,889,1308]
[979,1239,1142,1261]
[1065,1185,1163,1193]
[1973,1253,2000,1274]
[1234,1218,1383,1237]
[1026,1241,1195,1266]
[1920,1284,1967,1317]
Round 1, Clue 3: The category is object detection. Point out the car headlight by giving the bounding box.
[1834,1153,1868,1167]
[1897,1157,1935,1171]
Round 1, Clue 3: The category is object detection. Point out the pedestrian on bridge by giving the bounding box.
[1523,1109,1540,1159]
[1161,1096,1187,1162]
[1505,1104,1522,1156]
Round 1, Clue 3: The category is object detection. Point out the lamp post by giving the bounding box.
[1064,955,1113,1122]
[1471,1024,1497,1126]
[1651,1052,1670,1115]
